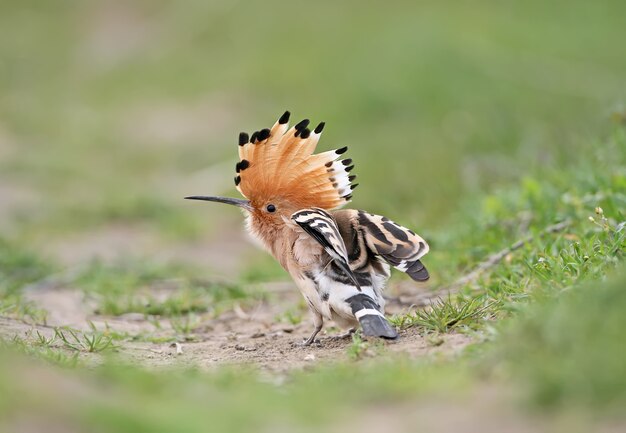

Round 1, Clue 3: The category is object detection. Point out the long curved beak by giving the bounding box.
[184,196,252,211]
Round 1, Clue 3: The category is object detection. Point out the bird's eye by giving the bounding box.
[266,204,276,213]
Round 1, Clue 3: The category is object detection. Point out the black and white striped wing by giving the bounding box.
[292,208,361,289]
[357,211,430,281]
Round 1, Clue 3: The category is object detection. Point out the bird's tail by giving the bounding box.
[347,294,398,339]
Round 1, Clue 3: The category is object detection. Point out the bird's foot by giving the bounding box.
[292,338,322,348]
[293,325,323,347]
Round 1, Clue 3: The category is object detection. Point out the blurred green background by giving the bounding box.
[2,0,625,276]
[1,1,625,432]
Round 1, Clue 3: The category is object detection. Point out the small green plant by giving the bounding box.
[346,332,385,360]
[526,208,624,294]
[33,330,56,347]
[0,295,48,324]
[346,332,369,360]
[3,335,79,368]
[54,323,116,353]
[393,296,499,333]
[275,307,303,325]
[169,313,201,336]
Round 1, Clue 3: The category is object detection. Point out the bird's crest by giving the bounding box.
[234,111,357,210]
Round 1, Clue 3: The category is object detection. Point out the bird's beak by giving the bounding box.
[184,196,253,211]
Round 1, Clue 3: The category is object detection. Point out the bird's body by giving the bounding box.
[187,112,429,345]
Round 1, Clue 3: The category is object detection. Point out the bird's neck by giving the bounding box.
[245,215,296,270]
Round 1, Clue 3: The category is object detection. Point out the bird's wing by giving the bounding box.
[291,208,361,290]
[356,210,430,281]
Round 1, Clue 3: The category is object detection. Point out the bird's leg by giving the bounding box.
[302,324,322,346]
[301,313,323,346]
[330,328,356,340]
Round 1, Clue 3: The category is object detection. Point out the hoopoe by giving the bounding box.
[186,111,429,345]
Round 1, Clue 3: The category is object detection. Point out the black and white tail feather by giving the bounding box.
[347,293,397,339]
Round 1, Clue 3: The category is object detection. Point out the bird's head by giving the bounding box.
[184,193,301,225]
[186,111,358,227]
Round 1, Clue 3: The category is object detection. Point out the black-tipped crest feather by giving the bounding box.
[279,110,290,124]
[232,112,362,211]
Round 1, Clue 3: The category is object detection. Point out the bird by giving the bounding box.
[186,111,430,345]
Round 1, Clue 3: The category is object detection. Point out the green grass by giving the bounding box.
[274,302,306,326]
[2,335,80,369]
[0,238,53,323]
[392,296,501,333]
[71,259,251,317]
[239,254,289,283]
[385,128,625,343]
[53,324,117,353]
[0,350,473,433]
[0,295,48,325]
[346,332,386,360]
[0,237,54,295]
[168,314,201,337]
[496,270,626,414]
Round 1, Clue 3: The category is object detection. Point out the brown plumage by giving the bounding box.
[186,111,430,345]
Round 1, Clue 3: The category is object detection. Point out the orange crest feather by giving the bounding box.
[234,112,356,210]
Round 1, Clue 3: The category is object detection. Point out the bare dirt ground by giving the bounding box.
[6,292,625,433]
[2,280,472,373]
[5,288,625,433]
